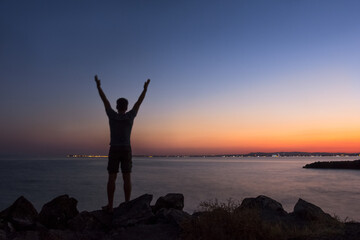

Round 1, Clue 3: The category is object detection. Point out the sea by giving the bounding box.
[0,156,359,221]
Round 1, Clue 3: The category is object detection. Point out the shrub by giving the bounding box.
[181,199,344,240]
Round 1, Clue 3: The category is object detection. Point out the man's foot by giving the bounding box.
[102,205,114,213]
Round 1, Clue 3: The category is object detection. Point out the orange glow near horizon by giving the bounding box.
[131,118,360,154]
[129,88,360,155]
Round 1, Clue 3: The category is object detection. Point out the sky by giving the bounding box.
[1,0,360,157]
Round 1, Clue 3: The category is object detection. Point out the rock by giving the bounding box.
[34,222,47,231]
[112,194,154,227]
[11,230,40,240]
[293,198,335,222]
[155,208,191,226]
[109,223,180,240]
[0,230,6,240]
[237,195,288,223]
[239,195,287,215]
[7,222,15,233]
[46,229,107,240]
[46,229,79,240]
[63,209,112,231]
[0,219,7,231]
[154,193,184,212]
[75,230,107,240]
[68,211,108,232]
[13,229,101,240]
[88,210,113,228]
[0,196,38,230]
[2,193,354,240]
[38,195,79,229]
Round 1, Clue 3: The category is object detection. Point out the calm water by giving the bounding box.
[0,157,359,221]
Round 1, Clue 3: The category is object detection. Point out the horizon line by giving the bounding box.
[65,151,360,158]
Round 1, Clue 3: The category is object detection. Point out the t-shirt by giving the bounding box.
[106,108,137,146]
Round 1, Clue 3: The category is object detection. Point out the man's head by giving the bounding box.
[116,98,128,113]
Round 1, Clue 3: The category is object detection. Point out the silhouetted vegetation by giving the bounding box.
[181,199,344,240]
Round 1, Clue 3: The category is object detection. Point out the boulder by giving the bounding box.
[154,193,184,212]
[0,196,38,230]
[155,208,191,226]
[46,229,107,240]
[14,229,97,240]
[239,195,287,215]
[88,210,113,228]
[46,229,79,240]
[38,195,79,229]
[191,211,204,218]
[293,198,335,222]
[109,223,180,240]
[0,218,7,231]
[7,222,15,233]
[0,230,6,240]
[68,211,106,232]
[112,194,154,227]
[11,230,40,240]
[237,195,288,223]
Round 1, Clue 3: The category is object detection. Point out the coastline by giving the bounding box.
[1,193,359,240]
[304,159,360,170]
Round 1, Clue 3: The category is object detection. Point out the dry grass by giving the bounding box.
[181,199,344,240]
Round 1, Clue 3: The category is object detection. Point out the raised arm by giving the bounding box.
[132,79,150,112]
[95,75,111,110]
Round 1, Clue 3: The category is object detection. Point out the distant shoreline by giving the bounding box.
[66,152,360,158]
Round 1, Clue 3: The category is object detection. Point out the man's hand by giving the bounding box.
[95,75,101,87]
[132,79,150,112]
[144,79,150,90]
[95,74,111,109]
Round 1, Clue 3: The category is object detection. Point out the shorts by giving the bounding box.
[107,145,132,173]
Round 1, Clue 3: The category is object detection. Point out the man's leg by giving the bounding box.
[107,173,117,210]
[122,173,131,202]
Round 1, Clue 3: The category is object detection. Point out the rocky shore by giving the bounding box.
[0,193,359,240]
[303,160,360,170]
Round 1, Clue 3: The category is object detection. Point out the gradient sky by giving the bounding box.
[1,0,360,156]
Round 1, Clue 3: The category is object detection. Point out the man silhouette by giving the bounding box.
[95,75,150,212]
